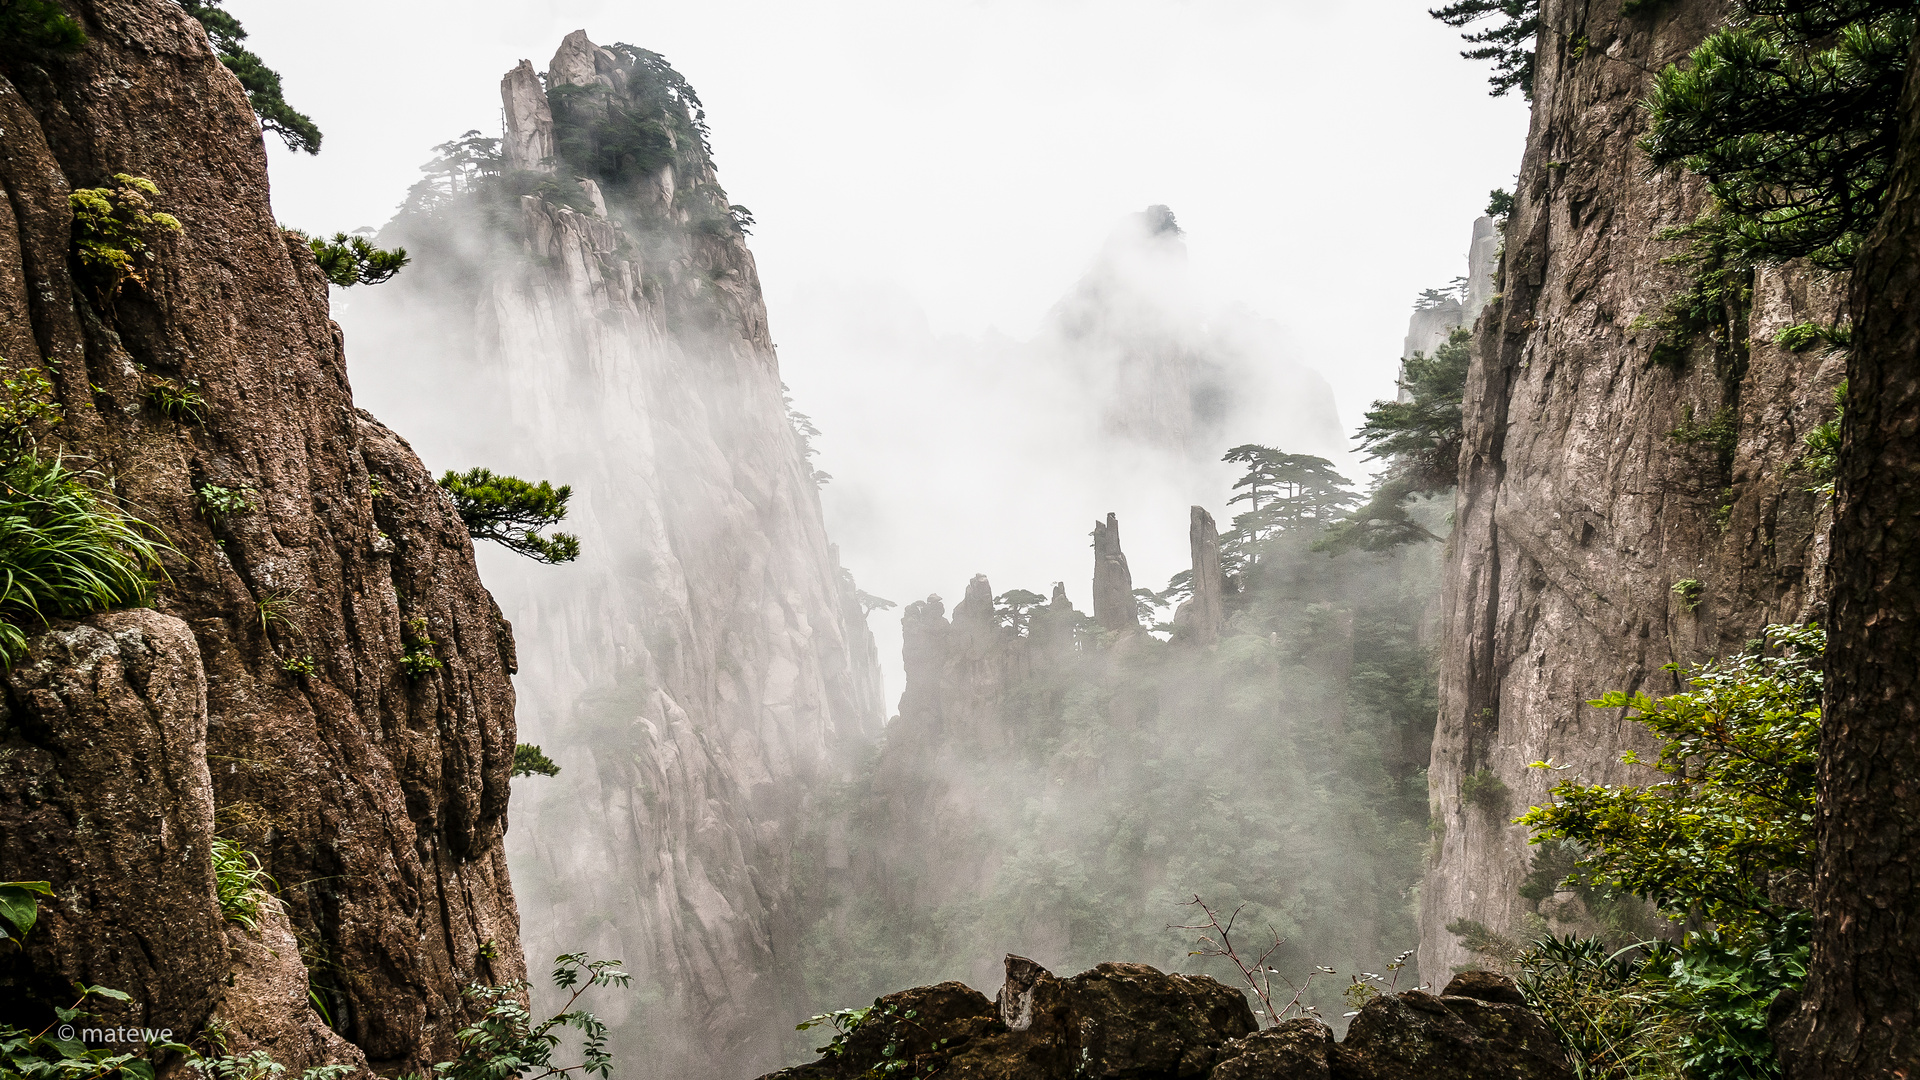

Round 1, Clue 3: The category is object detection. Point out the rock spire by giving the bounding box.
[500,59,554,172]
[1173,505,1224,646]
[1091,513,1138,632]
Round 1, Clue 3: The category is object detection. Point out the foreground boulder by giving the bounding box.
[758,960,1571,1080]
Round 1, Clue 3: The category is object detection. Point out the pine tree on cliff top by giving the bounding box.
[179,0,323,154]
[1431,0,1540,99]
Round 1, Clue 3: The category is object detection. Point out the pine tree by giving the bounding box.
[0,0,84,64]
[1321,326,1471,553]
[438,468,581,565]
[1642,0,1913,269]
[179,0,322,155]
[1430,0,1541,99]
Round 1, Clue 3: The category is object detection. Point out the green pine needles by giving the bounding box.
[179,0,322,154]
[512,743,561,779]
[1321,325,1471,553]
[1220,444,1356,555]
[438,468,581,565]
[0,0,85,65]
[1430,0,1541,99]
[547,43,711,194]
[1642,1,1912,271]
[293,231,409,287]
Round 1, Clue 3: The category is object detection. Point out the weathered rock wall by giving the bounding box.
[346,31,886,1080]
[1421,0,1846,979]
[0,1,525,1072]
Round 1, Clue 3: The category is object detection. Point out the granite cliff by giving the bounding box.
[344,31,886,1079]
[1421,0,1846,979]
[0,0,524,1073]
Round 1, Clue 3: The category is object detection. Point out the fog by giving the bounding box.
[238,0,1523,699]
[217,3,1527,1075]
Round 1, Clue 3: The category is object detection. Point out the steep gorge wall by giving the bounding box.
[1422,0,1846,978]
[0,1,524,1073]
[347,32,885,1079]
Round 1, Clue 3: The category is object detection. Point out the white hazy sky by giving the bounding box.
[234,0,1525,407]
[228,0,1528,702]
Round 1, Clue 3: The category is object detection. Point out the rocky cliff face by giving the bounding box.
[1422,0,1846,979]
[0,1,524,1072]
[345,30,885,1079]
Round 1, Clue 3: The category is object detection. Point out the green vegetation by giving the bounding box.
[1487,187,1515,225]
[1512,934,1687,1078]
[0,369,63,453]
[292,231,409,287]
[1798,379,1846,495]
[513,743,561,778]
[438,468,581,565]
[210,837,275,933]
[1522,624,1819,937]
[1462,768,1512,816]
[189,1049,350,1080]
[1321,326,1471,553]
[1222,445,1355,543]
[0,0,85,65]
[1625,1,1903,369]
[413,954,630,1080]
[148,378,208,426]
[69,176,182,305]
[785,386,832,487]
[195,484,256,525]
[0,880,52,945]
[0,361,166,664]
[1642,2,1911,271]
[789,444,1438,1031]
[548,45,710,194]
[0,983,168,1080]
[0,453,169,664]
[399,616,443,679]
[179,1,321,154]
[254,590,295,637]
[1671,578,1704,611]
[796,1000,953,1077]
[1475,624,1824,1077]
[1430,0,1541,98]
[1773,322,1823,352]
[5,882,626,1080]
[1632,214,1754,371]
[1668,405,1738,462]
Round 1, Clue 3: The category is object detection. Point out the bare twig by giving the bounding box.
[1173,895,1329,1026]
